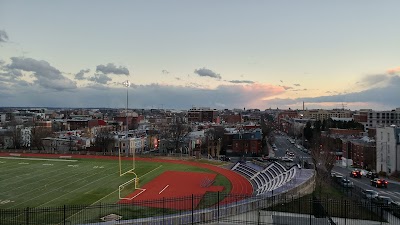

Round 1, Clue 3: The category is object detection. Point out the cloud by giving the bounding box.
[0,81,285,109]
[88,74,112,84]
[359,74,389,87]
[194,67,221,79]
[161,69,169,74]
[266,74,400,110]
[0,68,23,79]
[280,85,293,90]
[387,67,400,74]
[229,80,254,84]
[293,83,301,86]
[0,30,8,43]
[75,69,90,80]
[96,63,129,75]
[7,57,76,90]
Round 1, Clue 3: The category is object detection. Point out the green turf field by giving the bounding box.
[0,156,231,210]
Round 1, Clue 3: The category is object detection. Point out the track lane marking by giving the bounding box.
[159,185,169,194]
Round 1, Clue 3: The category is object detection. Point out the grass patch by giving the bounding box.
[196,174,232,209]
[268,181,382,221]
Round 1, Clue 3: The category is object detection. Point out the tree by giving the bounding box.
[169,114,187,153]
[94,129,116,153]
[205,126,226,157]
[303,121,313,143]
[310,134,337,196]
[30,127,52,150]
[5,120,22,149]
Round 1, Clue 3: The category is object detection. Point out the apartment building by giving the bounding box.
[187,107,219,123]
[300,109,352,121]
[230,128,263,156]
[362,108,400,130]
[376,126,400,175]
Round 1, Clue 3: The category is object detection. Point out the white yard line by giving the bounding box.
[159,185,169,194]
[140,165,163,178]
[0,163,91,195]
[34,167,117,208]
[0,162,49,177]
[7,165,116,209]
[0,156,77,162]
[63,165,163,222]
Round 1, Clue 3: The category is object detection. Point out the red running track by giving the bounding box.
[0,153,253,204]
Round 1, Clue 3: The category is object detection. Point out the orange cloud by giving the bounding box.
[387,67,400,74]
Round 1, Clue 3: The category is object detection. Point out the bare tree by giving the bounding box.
[94,129,116,153]
[5,120,23,150]
[30,127,52,150]
[310,134,337,195]
[170,115,187,153]
[204,126,226,157]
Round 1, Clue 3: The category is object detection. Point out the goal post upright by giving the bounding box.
[118,79,144,200]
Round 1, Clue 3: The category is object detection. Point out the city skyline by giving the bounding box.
[0,1,399,110]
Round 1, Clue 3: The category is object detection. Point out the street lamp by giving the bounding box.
[123,80,130,156]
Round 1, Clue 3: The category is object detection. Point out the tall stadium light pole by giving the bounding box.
[123,80,130,156]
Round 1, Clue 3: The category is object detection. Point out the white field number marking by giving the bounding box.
[18,162,29,165]
[42,164,53,166]
[159,185,169,194]
[68,165,78,167]
[0,200,15,205]
[93,166,104,169]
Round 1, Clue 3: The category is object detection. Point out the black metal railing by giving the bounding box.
[2,192,400,225]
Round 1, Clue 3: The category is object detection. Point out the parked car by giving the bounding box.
[282,156,294,162]
[350,170,362,178]
[361,189,379,200]
[371,178,388,188]
[340,178,354,188]
[372,196,395,206]
[333,174,344,183]
[366,171,378,179]
[287,152,295,157]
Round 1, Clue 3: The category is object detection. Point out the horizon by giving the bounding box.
[1,1,400,110]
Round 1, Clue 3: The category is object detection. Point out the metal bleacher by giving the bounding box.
[232,161,297,196]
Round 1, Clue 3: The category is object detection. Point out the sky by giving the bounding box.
[0,1,399,110]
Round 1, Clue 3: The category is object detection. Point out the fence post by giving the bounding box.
[309,197,312,225]
[63,205,66,225]
[163,197,165,225]
[192,194,194,225]
[344,200,347,225]
[25,207,29,225]
[217,192,220,223]
[99,202,101,220]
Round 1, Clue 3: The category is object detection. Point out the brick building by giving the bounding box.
[187,107,219,123]
[230,129,263,156]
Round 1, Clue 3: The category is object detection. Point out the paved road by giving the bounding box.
[333,165,400,202]
[273,133,400,202]
[273,134,312,165]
